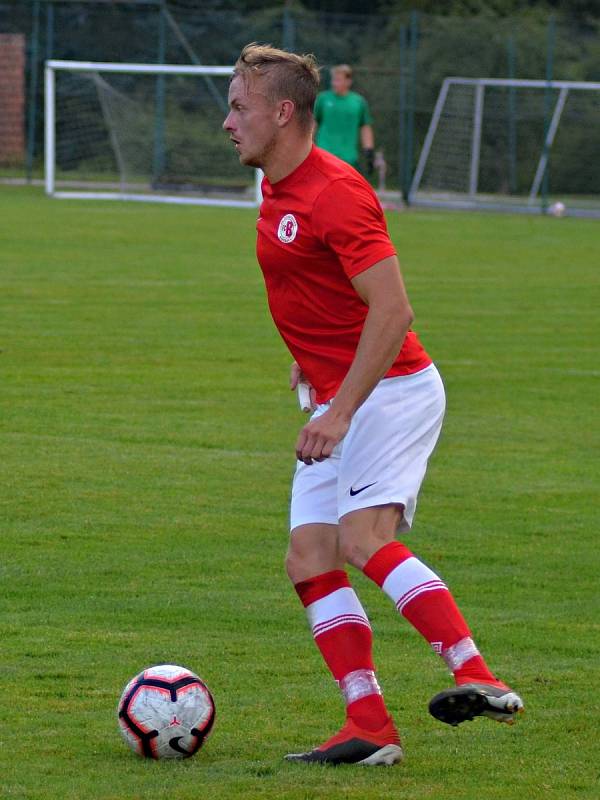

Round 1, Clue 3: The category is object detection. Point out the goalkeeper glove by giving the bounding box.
[363,148,375,176]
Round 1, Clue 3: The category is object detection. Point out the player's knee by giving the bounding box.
[339,531,371,569]
[286,526,343,583]
[285,539,313,583]
[339,507,403,568]
[339,526,397,569]
[285,545,302,582]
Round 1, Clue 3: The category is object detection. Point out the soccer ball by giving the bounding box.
[549,200,566,217]
[117,664,215,759]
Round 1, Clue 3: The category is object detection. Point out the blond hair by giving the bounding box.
[331,64,353,80]
[233,43,320,131]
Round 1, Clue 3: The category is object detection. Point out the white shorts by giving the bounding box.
[290,364,445,533]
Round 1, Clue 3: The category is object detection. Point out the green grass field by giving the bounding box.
[1,186,598,800]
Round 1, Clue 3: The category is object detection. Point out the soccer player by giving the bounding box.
[314,64,375,175]
[223,44,524,767]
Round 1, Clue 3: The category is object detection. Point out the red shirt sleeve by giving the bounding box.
[311,177,396,279]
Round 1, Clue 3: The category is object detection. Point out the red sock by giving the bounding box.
[294,570,390,730]
[363,542,504,687]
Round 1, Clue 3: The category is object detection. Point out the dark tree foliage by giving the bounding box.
[301,0,600,19]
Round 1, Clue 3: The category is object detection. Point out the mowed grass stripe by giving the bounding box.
[1,187,598,799]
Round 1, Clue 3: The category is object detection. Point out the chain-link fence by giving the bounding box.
[1,1,599,211]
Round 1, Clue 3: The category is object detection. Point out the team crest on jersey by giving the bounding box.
[278,214,298,243]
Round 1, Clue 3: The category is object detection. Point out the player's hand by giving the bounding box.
[363,147,375,176]
[295,407,351,465]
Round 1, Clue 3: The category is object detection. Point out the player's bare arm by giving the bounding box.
[295,255,413,465]
[360,125,375,174]
[360,124,374,149]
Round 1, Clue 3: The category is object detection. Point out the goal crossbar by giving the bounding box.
[432,77,600,91]
[45,60,262,207]
[46,60,236,76]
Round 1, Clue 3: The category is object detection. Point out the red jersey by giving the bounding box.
[256,146,431,403]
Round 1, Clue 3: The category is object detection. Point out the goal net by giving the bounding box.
[410,77,600,217]
[45,60,261,207]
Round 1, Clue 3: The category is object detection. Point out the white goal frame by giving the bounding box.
[45,60,262,207]
[409,77,600,215]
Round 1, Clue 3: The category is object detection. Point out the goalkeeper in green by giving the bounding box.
[314,63,375,175]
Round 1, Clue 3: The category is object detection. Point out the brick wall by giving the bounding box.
[0,33,26,165]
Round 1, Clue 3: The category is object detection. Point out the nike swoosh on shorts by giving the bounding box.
[349,482,377,496]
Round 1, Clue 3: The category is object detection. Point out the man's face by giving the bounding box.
[223,75,279,168]
[331,71,352,96]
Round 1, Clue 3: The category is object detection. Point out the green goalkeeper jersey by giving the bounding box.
[314,90,373,168]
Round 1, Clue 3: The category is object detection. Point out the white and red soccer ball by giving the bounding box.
[117,664,215,759]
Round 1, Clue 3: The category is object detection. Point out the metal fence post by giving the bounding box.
[507,34,517,194]
[153,1,167,185]
[46,1,54,60]
[398,25,407,199]
[283,1,296,52]
[542,15,556,211]
[405,10,419,204]
[26,0,41,182]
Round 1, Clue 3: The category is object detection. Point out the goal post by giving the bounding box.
[410,77,600,217]
[44,60,262,207]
